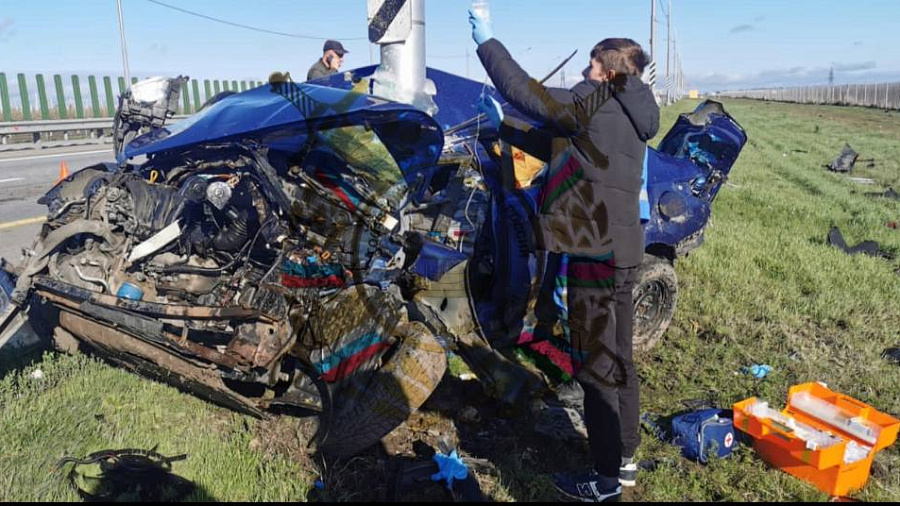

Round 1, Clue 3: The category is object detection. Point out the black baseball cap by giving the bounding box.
[323,40,348,56]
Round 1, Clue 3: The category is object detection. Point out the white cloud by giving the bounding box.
[0,17,15,43]
[689,61,887,91]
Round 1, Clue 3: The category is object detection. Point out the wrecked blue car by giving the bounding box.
[0,66,744,457]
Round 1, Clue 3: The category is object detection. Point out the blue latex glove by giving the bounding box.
[468,9,493,46]
[743,364,773,379]
[431,450,469,490]
[476,94,504,128]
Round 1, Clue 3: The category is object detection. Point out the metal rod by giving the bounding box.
[116,0,131,84]
[444,49,578,136]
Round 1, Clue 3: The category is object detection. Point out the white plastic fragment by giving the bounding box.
[127,221,182,264]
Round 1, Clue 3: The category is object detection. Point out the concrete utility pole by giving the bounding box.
[116,0,131,85]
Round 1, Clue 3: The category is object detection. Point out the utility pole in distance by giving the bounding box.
[667,0,673,104]
[650,0,656,80]
[645,0,659,94]
[116,0,131,85]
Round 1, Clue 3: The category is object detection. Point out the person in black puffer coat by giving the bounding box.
[471,9,660,503]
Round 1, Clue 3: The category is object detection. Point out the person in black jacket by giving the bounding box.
[307,40,349,81]
[470,10,660,503]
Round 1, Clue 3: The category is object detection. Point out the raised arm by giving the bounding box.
[476,39,580,136]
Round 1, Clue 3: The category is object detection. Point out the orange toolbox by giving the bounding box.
[733,382,899,497]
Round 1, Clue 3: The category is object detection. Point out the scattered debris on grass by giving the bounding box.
[742,364,773,379]
[865,188,900,200]
[54,448,195,502]
[883,348,900,365]
[827,145,860,173]
[828,227,893,259]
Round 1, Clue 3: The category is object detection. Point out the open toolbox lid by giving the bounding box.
[786,382,899,453]
[733,382,900,470]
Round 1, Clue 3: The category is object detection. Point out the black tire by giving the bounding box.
[632,255,678,352]
[318,321,447,457]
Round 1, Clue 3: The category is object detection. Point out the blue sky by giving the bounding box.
[1,0,898,93]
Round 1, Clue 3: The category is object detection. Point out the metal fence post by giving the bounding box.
[0,73,11,122]
[88,76,102,118]
[35,74,50,120]
[54,74,68,119]
[71,75,85,119]
[181,83,191,114]
[204,80,212,101]
[214,80,221,94]
[104,76,116,117]
[118,77,127,95]
[17,74,32,121]
[231,80,238,92]
[222,81,229,92]
[192,80,201,111]
[240,81,247,92]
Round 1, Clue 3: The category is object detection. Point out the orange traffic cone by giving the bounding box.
[57,161,69,184]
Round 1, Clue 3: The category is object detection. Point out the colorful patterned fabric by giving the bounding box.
[312,332,392,382]
[281,257,346,289]
[517,252,615,381]
[540,153,584,213]
[313,167,362,212]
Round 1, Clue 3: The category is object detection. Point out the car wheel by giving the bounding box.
[632,255,678,352]
[318,321,447,458]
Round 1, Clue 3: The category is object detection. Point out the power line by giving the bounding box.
[145,0,367,41]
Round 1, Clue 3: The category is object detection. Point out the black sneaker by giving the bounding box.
[553,470,622,502]
[619,458,638,488]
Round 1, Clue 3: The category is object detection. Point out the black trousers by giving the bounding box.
[570,265,641,478]
[537,254,641,480]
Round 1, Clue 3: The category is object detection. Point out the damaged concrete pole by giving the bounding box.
[368,0,438,115]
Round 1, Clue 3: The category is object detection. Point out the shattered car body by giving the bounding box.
[0,69,745,457]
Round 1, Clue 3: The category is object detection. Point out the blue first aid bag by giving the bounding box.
[670,409,737,463]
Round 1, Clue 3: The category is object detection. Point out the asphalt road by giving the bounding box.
[0,147,115,263]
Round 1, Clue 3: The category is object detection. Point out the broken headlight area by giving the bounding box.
[114,76,188,156]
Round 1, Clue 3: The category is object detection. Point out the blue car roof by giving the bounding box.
[312,65,525,132]
[121,81,445,174]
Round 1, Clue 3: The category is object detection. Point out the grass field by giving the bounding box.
[2,98,900,502]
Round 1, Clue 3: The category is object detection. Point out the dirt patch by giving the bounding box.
[251,415,319,467]
[246,373,600,502]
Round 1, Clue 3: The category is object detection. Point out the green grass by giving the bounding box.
[633,99,900,502]
[1,99,899,502]
[0,352,313,501]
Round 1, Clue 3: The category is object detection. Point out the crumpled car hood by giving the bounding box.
[121,82,445,176]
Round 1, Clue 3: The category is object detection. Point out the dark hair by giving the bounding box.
[590,38,650,76]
